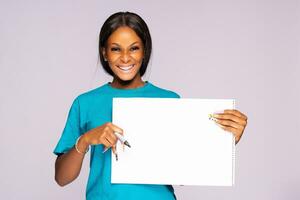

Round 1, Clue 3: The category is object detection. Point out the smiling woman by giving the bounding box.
[53,12,180,200]
[102,26,145,86]
[53,11,247,200]
[98,12,152,89]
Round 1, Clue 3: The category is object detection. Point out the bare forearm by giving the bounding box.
[54,123,121,186]
[55,137,89,186]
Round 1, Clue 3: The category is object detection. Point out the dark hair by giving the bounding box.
[99,12,152,77]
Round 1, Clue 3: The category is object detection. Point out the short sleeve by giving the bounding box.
[53,97,82,155]
[174,93,181,98]
[170,91,181,98]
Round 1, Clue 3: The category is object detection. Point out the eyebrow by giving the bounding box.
[111,41,139,47]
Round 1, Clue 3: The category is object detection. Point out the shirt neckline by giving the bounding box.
[106,81,150,92]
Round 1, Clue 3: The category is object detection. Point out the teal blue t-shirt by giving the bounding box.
[53,82,180,200]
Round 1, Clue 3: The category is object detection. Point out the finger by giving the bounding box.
[107,131,118,143]
[216,123,243,141]
[213,113,247,125]
[112,145,117,155]
[105,135,116,147]
[216,123,238,135]
[215,119,244,129]
[102,138,112,148]
[223,109,247,120]
[218,123,242,144]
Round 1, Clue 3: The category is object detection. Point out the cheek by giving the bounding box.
[107,54,119,63]
[132,52,144,62]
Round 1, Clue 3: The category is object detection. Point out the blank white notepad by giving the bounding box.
[112,98,235,186]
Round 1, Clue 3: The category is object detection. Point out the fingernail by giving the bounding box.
[209,114,217,121]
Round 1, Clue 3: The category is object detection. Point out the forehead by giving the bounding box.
[107,26,142,46]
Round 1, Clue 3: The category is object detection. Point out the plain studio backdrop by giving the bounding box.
[0,0,299,199]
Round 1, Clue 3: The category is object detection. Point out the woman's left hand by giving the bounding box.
[213,109,248,144]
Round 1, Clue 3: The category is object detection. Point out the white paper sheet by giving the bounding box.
[112,98,235,186]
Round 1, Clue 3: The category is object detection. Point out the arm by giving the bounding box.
[54,136,89,186]
[54,122,123,186]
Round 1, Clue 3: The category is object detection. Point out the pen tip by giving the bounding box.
[124,141,131,148]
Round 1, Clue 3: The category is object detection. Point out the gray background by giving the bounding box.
[0,0,299,199]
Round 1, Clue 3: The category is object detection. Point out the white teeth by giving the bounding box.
[118,65,134,71]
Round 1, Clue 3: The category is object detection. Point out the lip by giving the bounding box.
[117,64,135,72]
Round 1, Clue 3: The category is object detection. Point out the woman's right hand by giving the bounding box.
[79,122,124,154]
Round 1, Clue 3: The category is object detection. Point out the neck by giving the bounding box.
[110,77,145,89]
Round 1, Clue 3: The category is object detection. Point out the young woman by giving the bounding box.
[54,11,248,200]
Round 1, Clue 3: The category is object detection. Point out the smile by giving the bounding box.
[117,64,135,72]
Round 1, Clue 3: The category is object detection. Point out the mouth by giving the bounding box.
[117,64,135,72]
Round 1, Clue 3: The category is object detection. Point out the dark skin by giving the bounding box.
[54,26,248,186]
[213,109,248,144]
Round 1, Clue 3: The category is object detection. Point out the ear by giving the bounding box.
[101,48,107,61]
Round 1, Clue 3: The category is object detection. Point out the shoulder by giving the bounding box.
[148,82,181,98]
[73,84,109,105]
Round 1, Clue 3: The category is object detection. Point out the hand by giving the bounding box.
[213,109,248,144]
[80,122,124,155]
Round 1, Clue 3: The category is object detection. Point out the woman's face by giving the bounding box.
[103,26,144,82]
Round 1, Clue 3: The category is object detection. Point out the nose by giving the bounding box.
[120,52,131,64]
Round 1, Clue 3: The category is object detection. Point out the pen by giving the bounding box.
[102,132,131,161]
[114,132,131,162]
[102,146,118,161]
[114,132,131,148]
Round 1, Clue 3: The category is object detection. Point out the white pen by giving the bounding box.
[114,132,131,148]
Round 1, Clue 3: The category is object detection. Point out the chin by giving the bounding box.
[116,74,137,82]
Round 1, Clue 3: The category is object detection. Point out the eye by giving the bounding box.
[111,47,120,52]
[130,46,140,51]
